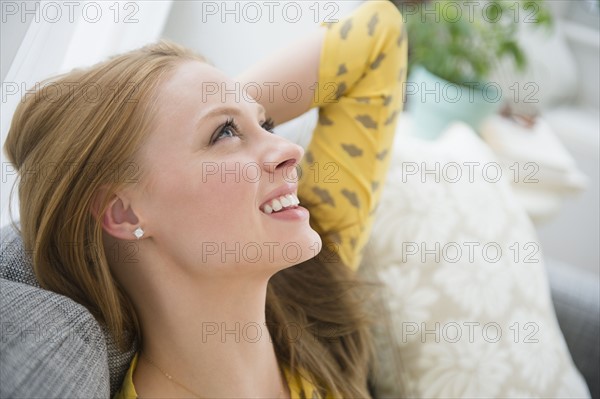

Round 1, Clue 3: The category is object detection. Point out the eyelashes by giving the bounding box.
[214,118,240,143]
[211,117,276,144]
[261,117,275,133]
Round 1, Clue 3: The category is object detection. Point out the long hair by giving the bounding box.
[4,40,374,398]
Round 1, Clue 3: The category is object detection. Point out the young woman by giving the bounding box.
[4,1,407,397]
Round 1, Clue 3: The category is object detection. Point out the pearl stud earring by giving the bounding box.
[133,227,144,240]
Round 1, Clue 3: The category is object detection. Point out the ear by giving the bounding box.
[91,186,143,241]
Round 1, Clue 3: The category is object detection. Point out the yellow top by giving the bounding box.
[300,0,407,271]
[113,1,407,397]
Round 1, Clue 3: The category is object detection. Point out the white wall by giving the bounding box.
[535,1,600,275]
[160,0,362,77]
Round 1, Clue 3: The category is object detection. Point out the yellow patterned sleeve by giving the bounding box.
[298,1,408,271]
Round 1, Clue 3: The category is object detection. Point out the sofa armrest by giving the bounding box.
[0,278,110,397]
[547,259,600,399]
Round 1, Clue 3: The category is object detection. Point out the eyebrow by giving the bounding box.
[196,103,267,127]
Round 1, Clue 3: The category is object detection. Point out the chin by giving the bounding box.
[287,228,323,266]
[261,228,319,269]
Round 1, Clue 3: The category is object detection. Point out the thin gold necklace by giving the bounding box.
[141,352,288,398]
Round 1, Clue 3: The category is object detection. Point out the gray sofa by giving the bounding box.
[546,258,599,399]
[0,224,136,398]
[1,223,598,398]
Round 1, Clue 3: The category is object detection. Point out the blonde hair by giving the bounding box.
[4,40,374,397]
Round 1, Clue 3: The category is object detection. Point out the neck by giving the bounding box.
[128,260,287,398]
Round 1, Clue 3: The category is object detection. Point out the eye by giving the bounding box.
[210,117,276,145]
[261,117,276,133]
[211,118,240,144]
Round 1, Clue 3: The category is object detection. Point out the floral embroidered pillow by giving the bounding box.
[359,122,590,398]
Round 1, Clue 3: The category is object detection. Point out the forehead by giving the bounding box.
[158,61,250,109]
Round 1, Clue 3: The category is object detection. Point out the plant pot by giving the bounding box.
[406,66,502,140]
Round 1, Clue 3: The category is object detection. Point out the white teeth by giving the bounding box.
[262,193,301,214]
[272,199,283,212]
[280,196,291,207]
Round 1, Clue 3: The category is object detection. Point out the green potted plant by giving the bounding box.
[393,0,553,139]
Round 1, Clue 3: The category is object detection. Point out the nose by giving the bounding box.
[261,133,304,178]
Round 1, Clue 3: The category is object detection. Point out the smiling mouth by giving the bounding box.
[261,193,300,214]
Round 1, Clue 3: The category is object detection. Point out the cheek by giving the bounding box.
[137,161,258,270]
[144,159,258,241]
[198,174,255,227]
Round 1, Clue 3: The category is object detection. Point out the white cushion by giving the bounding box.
[360,120,591,398]
[479,115,588,223]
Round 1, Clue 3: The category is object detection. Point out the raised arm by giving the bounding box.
[234,27,326,125]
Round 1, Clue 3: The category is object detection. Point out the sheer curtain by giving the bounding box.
[1,0,174,227]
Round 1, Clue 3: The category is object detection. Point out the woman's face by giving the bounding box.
[131,61,321,276]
